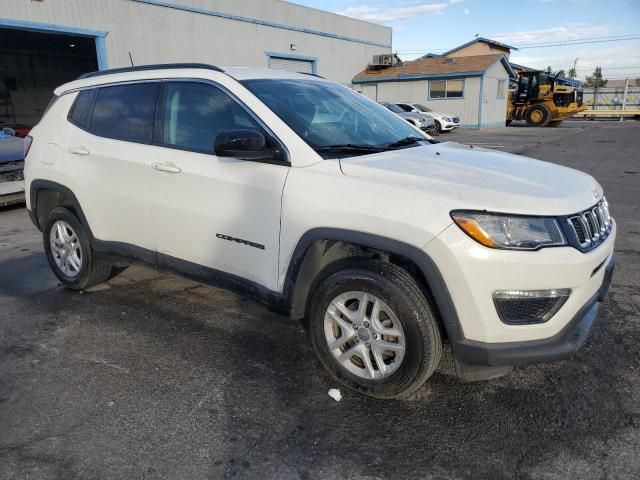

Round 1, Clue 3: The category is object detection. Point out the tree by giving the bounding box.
[568,67,577,79]
[584,66,608,87]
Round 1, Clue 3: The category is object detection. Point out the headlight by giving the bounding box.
[451,211,566,250]
[443,117,451,122]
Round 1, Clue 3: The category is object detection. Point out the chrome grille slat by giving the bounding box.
[567,200,612,250]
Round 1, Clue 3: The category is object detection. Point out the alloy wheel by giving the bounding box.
[49,220,83,277]
[324,291,406,380]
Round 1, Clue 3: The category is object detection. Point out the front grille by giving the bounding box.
[452,116,459,123]
[567,200,612,249]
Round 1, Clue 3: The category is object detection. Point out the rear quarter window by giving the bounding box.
[68,89,97,129]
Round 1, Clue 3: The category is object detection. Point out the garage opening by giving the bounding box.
[269,57,313,74]
[0,28,98,130]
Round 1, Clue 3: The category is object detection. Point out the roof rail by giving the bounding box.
[299,72,326,79]
[77,63,225,80]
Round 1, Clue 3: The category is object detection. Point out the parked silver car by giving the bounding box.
[379,102,436,134]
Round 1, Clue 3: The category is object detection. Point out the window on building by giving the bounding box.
[91,83,159,143]
[497,79,507,99]
[161,82,264,153]
[429,79,464,99]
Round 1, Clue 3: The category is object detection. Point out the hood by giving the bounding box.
[339,141,601,216]
[0,136,25,164]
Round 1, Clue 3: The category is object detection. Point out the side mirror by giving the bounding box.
[2,127,16,137]
[214,129,274,161]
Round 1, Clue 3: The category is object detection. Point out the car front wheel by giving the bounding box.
[308,260,443,398]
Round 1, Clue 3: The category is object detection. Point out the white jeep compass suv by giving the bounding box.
[24,64,616,398]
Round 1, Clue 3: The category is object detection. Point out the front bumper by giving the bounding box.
[454,253,614,373]
[423,219,616,380]
[440,122,460,131]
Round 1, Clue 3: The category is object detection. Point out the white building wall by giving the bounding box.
[1,0,391,84]
[480,60,509,128]
[361,76,482,127]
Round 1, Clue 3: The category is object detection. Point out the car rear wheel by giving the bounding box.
[43,207,116,290]
[308,260,443,398]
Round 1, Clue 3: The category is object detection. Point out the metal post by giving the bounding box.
[620,78,629,122]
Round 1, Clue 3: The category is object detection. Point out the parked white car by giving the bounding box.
[24,64,615,398]
[396,103,460,133]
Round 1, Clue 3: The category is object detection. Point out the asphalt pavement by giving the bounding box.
[1,121,639,479]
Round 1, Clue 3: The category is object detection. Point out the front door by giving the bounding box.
[146,81,289,291]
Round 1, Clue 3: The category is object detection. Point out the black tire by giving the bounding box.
[43,207,115,290]
[525,104,552,127]
[308,260,442,398]
[433,120,442,134]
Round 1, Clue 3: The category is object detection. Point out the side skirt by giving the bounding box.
[92,239,289,315]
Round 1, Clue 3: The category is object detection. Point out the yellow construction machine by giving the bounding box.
[507,71,586,127]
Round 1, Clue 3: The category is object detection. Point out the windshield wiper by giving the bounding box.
[385,136,426,148]
[315,144,388,153]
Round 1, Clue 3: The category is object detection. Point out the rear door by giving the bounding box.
[146,80,289,290]
[65,82,159,253]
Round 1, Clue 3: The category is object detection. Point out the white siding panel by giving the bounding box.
[0,0,392,84]
[480,60,509,128]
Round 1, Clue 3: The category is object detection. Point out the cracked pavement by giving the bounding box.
[1,120,639,479]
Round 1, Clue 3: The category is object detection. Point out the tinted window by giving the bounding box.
[397,104,413,112]
[383,103,404,113]
[69,89,97,129]
[161,82,263,153]
[91,83,159,143]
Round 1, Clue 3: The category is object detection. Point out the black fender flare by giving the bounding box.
[29,179,94,239]
[282,228,464,345]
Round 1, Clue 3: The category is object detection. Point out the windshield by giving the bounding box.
[382,102,404,113]
[415,104,432,112]
[242,79,428,156]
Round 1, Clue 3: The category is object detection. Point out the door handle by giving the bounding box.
[68,145,90,155]
[152,162,182,174]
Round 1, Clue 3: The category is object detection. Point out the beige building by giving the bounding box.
[353,38,517,129]
[1,0,391,126]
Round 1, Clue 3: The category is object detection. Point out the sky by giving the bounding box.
[290,0,640,81]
